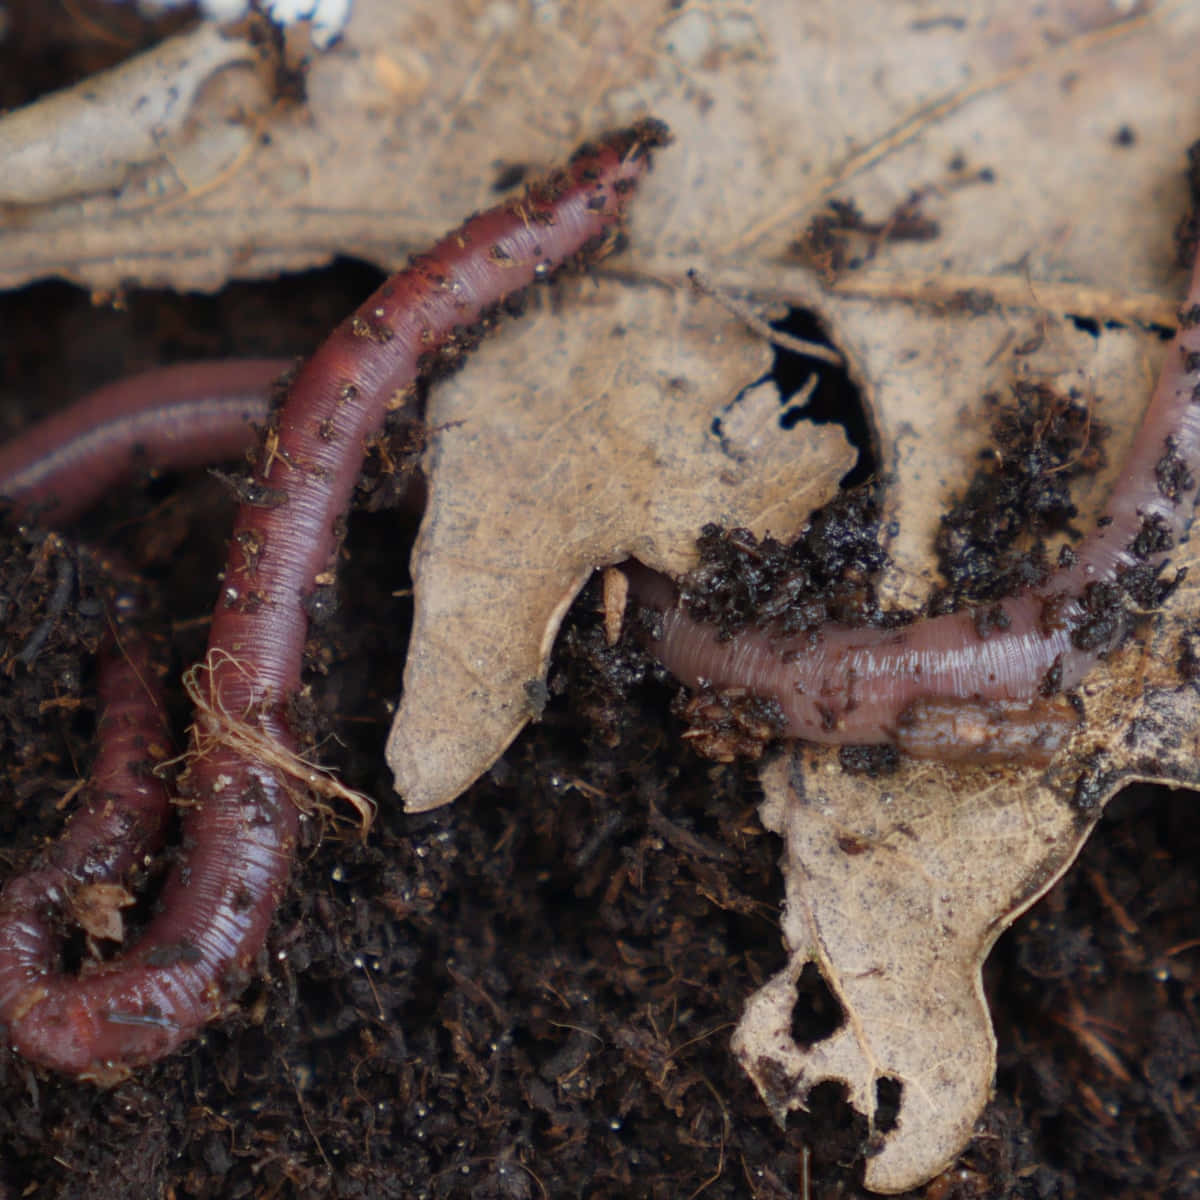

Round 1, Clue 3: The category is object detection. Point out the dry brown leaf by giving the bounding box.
[734,552,1200,1192]
[734,752,1086,1194]
[0,24,260,208]
[5,0,1200,1192]
[387,282,852,811]
[1,0,1192,295]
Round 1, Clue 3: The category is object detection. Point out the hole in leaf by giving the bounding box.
[874,1075,903,1133]
[790,960,845,1046]
[770,307,877,487]
[788,1079,870,1171]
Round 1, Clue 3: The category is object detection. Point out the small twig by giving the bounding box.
[686,269,844,366]
[286,1058,334,1176]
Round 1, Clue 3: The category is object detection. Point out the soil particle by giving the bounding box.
[678,488,896,643]
[934,382,1104,609]
[789,192,941,284]
[670,685,787,762]
[837,743,901,776]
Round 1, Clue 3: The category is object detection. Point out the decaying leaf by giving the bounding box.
[734,547,1200,1194]
[387,282,853,811]
[369,2,1197,1179]
[734,751,1089,1193]
[3,0,1191,301]
[0,24,261,208]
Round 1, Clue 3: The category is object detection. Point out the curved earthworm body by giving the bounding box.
[0,360,282,523]
[632,251,1200,763]
[0,119,670,1078]
[0,594,174,1013]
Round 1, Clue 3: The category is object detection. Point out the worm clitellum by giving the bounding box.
[631,246,1200,766]
[0,119,670,1078]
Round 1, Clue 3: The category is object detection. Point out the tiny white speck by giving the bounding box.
[261,0,353,47]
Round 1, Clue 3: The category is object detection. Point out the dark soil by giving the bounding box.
[0,7,1197,1198]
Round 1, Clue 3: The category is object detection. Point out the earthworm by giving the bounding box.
[0,580,174,1022]
[0,118,670,1078]
[631,245,1200,765]
[0,359,283,523]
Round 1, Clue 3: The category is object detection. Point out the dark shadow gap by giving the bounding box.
[770,307,878,488]
[790,959,845,1046]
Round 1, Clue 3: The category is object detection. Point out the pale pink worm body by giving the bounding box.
[0,360,283,523]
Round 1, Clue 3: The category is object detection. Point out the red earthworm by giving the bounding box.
[0,359,284,523]
[631,245,1200,765]
[0,118,670,1078]
[0,583,173,1017]
[0,367,279,1075]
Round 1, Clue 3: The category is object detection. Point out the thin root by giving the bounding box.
[169,648,376,838]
